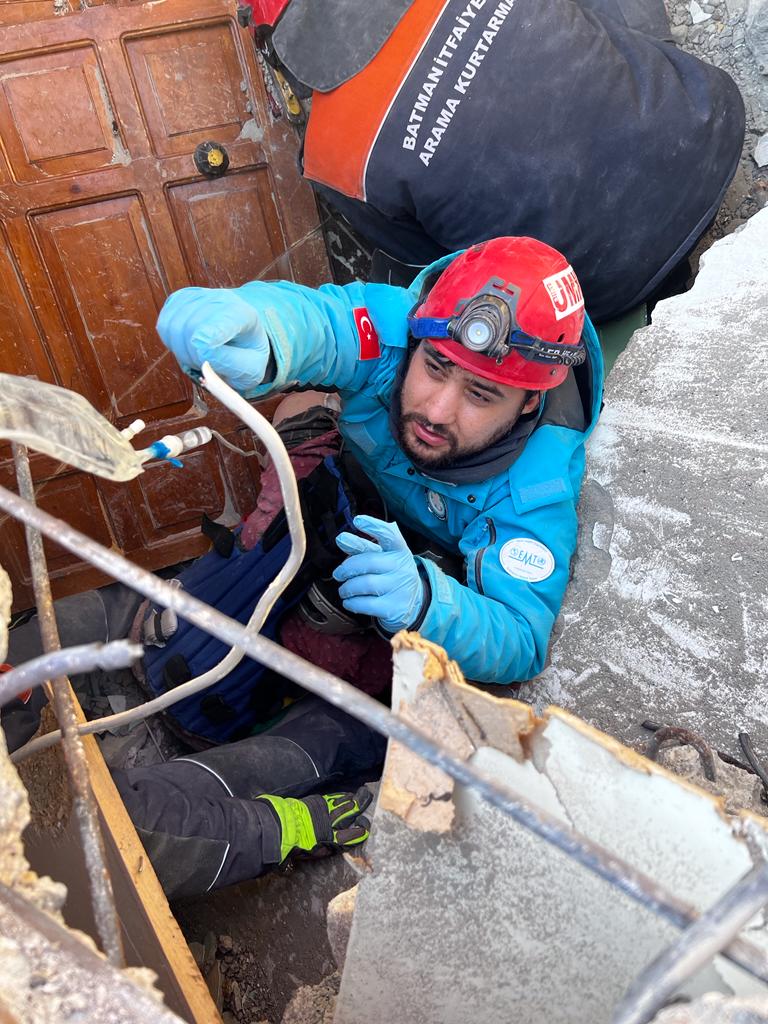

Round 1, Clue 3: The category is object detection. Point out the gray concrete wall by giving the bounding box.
[519,207,768,758]
[334,638,768,1024]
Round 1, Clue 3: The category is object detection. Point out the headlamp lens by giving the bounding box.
[454,298,509,356]
[463,317,493,350]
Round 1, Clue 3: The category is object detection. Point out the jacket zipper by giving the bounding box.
[474,518,496,595]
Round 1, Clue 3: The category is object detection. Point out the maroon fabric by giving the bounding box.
[240,426,341,550]
[240,422,392,695]
[279,612,393,697]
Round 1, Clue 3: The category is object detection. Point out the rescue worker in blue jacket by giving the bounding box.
[89,236,603,899]
[158,236,603,684]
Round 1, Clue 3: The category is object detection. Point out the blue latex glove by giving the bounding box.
[156,287,270,395]
[333,516,427,633]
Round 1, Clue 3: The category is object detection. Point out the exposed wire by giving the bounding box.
[211,429,262,457]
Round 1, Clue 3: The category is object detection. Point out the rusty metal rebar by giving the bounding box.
[2,479,768,985]
[11,444,124,967]
[641,720,755,775]
[612,860,768,1024]
[645,725,718,782]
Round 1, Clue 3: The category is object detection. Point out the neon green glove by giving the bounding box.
[258,787,373,863]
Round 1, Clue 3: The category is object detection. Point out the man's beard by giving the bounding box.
[393,391,522,472]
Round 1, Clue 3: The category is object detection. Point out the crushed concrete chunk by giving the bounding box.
[281,972,339,1024]
[383,634,538,831]
[690,0,712,21]
[326,885,357,969]
[519,209,768,760]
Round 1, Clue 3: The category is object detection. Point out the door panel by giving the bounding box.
[0,470,113,591]
[31,195,187,421]
[0,0,330,609]
[139,449,226,533]
[0,45,122,182]
[125,22,253,158]
[0,224,51,380]
[168,168,290,286]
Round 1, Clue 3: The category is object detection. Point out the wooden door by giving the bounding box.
[0,0,329,610]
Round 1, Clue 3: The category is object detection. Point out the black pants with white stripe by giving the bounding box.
[112,696,386,900]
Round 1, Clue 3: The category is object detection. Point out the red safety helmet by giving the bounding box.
[241,0,290,30]
[408,237,586,390]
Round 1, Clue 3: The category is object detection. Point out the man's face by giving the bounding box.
[395,343,540,471]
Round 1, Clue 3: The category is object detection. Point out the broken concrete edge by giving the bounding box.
[336,633,768,1024]
[384,632,767,844]
[383,631,541,831]
[0,725,186,1021]
[0,881,184,1024]
[549,706,768,859]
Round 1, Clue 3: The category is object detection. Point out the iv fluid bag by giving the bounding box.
[0,373,145,481]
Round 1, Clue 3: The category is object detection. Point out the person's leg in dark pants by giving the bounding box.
[113,697,386,899]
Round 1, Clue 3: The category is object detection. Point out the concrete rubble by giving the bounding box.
[656,745,766,815]
[0,569,186,1024]
[333,633,768,1024]
[668,0,768,237]
[519,206,768,759]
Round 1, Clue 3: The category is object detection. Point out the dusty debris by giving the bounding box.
[14,703,72,837]
[0,698,181,1020]
[382,634,538,832]
[654,745,766,815]
[195,933,280,1023]
[281,972,339,1024]
[0,726,65,917]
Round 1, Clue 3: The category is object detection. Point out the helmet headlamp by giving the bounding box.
[408,290,585,367]
[453,295,511,359]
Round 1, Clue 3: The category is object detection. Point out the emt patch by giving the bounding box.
[499,538,555,583]
[353,308,381,360]
[426,489,447,521]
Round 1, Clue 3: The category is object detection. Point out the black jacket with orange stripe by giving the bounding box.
[256,0,744,322]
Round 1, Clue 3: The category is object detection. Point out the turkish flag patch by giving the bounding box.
[353,308,380,360]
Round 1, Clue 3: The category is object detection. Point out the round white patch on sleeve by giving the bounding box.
[499,538,555,583]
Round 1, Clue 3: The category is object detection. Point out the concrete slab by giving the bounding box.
[519,208,768,758]
[335,637,768,1024]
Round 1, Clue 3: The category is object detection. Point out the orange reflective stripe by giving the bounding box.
[303,0,449,200]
